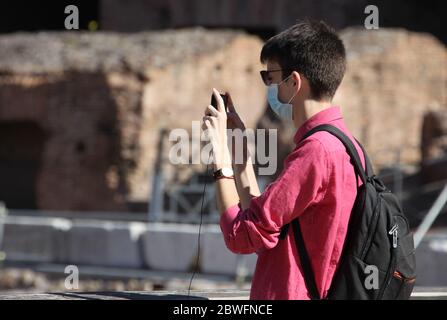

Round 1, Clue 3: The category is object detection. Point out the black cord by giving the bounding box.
[187,153,211,298]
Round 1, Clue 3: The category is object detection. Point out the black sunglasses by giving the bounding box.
[259,69,294,85]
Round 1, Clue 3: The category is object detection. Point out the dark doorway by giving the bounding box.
[0,122,45,209]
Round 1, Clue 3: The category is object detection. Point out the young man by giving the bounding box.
[202,21,365,300]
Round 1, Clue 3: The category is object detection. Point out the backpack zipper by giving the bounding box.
[389,224,399,249]
[378,223,399,299]
[393,271,416,283]
[360,195,382,259]
[378,251,397,299]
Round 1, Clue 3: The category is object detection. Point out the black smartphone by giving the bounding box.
[211,93,228,110]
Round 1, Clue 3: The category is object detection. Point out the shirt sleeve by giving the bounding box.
[220,137,329,254]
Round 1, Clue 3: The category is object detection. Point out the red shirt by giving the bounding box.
[220,106,366,300]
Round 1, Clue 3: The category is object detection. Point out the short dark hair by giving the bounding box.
[260,20,346,100]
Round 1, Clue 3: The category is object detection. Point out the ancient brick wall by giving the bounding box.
[0,28,445,211]
[0,30,265,210]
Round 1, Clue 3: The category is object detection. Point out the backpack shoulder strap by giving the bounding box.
[279,124,371,242]
[279,124,373,299]
[354,137,374,177]
[291,219,321,300]
[301,124,368,184]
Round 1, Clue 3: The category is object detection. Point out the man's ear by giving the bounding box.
[291,71,302,92]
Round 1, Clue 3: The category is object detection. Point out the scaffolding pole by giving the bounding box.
[414,183,447,248]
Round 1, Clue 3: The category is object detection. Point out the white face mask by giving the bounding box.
[267,75,297,120]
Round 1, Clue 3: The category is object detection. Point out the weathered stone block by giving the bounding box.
[200,225,257,276]
[67,221,146,268]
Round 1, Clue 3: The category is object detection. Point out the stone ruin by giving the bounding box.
[0,29,265,211]
[0,27,445,212]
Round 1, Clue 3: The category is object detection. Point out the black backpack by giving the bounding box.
[279,124,417,300]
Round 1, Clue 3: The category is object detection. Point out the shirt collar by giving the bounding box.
[293,106,344,144]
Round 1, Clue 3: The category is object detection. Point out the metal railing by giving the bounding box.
[0,202,7,264]
[414,183,447,248]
